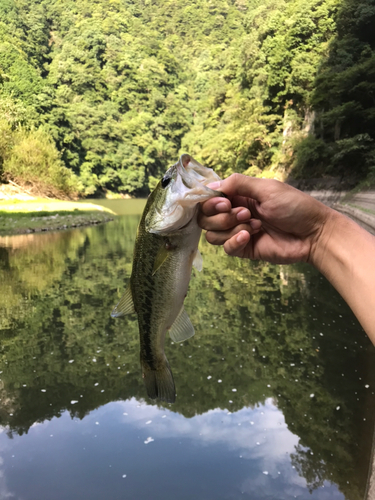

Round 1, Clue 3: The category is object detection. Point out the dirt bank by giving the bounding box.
[0,211,114,236]
[0,188,115,236]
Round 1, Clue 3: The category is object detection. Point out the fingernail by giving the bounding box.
[236,231,248,244]
[215,202,228,212]
[207,181,221,190]
[236,209,250,222]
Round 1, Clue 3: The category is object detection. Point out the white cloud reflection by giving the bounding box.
[113,397,344,499]
[0,398,344,500]
[0,457,17,499]
[119,398,297,463]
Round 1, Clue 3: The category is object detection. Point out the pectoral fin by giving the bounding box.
[169,306,195,343]
[152,245,170,275]
[192,249,203,272]
[111,285,135,317]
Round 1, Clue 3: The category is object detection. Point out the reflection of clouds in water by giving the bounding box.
[0,402,344,500]
[116,398,344,499]
[0,457,16,499]
[0,430,17,499]
[30,422,43,429]
[119,398,297,466]
[119,398,298,464]
[240,470,303,499]
[240,471,342,500]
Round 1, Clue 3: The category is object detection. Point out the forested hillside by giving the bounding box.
[0,0,374,196]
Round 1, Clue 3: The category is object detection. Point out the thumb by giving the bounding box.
[213,174,279,204]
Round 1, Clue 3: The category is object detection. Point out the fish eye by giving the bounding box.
[161,176,171,189]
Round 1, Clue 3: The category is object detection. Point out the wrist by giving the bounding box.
[308,208,348,272]
[309,206,375,344]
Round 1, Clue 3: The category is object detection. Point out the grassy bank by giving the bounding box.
[0,199,115,236]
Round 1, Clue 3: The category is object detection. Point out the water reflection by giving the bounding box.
[0,205,374,500]
[0,399,346,500]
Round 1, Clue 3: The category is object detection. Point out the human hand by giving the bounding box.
[198,173,333,264]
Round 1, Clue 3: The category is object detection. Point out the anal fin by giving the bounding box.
[169,306,195,343]
[111,285,135,317]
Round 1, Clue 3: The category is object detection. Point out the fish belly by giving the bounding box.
[136,219,201,402]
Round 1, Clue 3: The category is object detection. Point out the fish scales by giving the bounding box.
[134,209,199,372]
[112,154,222,403]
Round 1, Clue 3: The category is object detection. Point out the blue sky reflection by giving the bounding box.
[0,399,345,500]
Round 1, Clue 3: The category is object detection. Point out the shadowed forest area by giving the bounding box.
[0,0,374,197]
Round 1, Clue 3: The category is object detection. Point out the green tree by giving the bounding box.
[294,0,375,181]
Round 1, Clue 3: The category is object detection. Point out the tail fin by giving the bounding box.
[141,360,176,403]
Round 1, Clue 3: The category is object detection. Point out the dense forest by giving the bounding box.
[0,0,374,196]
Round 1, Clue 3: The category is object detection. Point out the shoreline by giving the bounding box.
[0,197,116,236]
[0,212,115,236]
[2,182,375,237]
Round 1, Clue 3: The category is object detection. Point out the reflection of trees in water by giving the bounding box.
[291,444,326,492]
[0,216,374,499]
[0,230,87,315]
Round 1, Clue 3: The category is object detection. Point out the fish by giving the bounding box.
[111,154,223,403]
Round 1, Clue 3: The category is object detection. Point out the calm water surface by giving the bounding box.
[0,200,374,500]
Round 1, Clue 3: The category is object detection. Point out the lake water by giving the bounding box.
[0,200,374,500]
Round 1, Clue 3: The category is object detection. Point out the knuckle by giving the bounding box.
[200,199,213,215]
[224,235,236,255]
[205,231,214,243]
[230,173,242,184]
[214,214,232,231]
[224,245,234,256]
[197,214,206,228]
[206,231,221,245]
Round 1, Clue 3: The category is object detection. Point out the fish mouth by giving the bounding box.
[146,154,222,234]
[180,154,191,169]
[177,154,219,188]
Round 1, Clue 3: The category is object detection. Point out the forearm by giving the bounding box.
[311,209,375,345]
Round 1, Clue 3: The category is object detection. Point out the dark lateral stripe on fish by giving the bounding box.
[140,313,156,369]
[144,290,154,302]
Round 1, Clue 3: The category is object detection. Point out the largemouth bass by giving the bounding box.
[111,154,222,403]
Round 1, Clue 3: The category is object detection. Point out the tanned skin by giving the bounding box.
[198,174,375,346]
